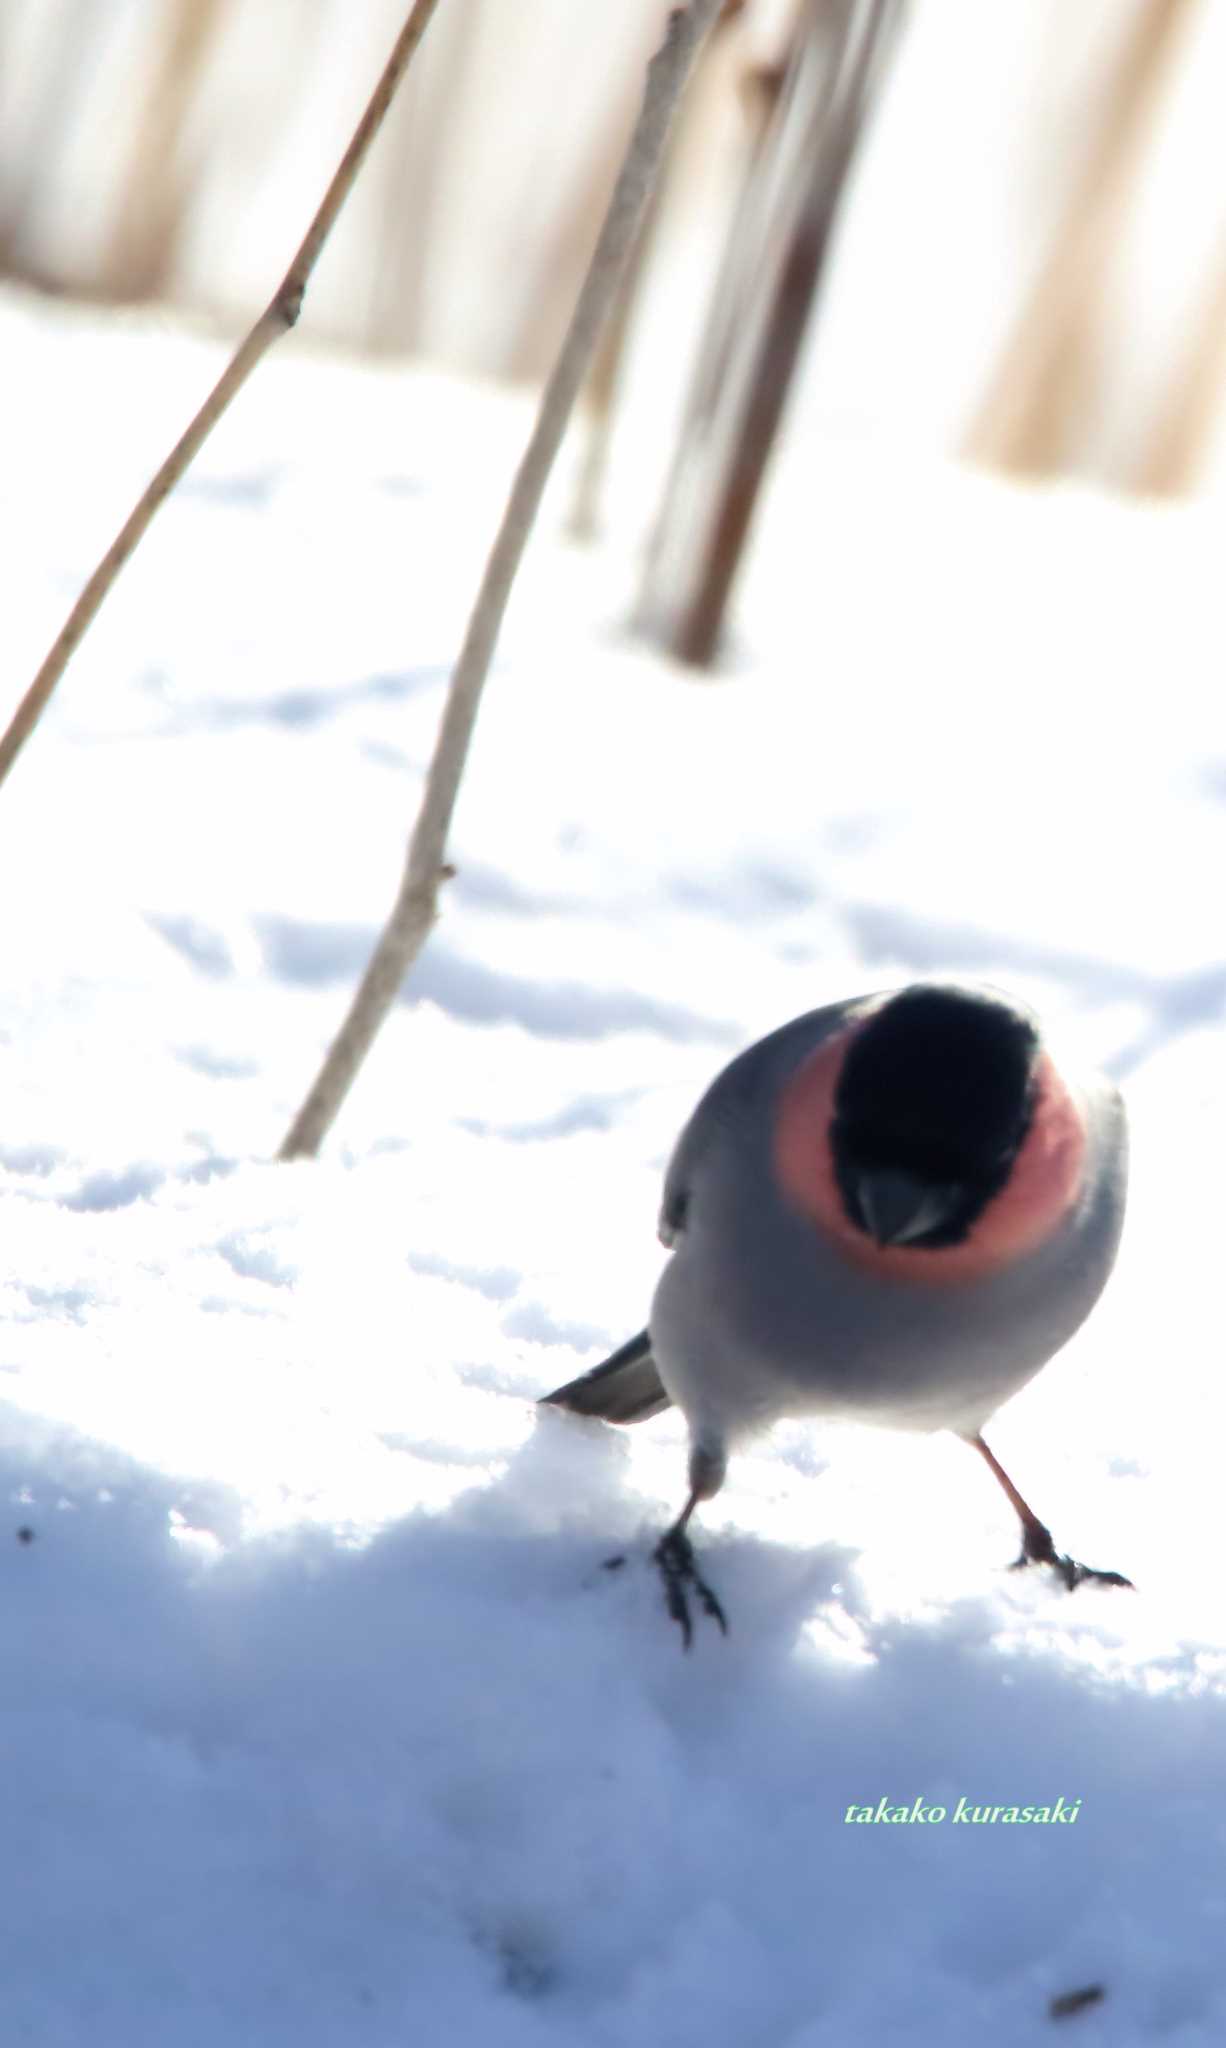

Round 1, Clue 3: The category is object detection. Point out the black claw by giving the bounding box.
[653,1527,728,1647]
[693,1574,729,1632]
[1009,1524,1134,1592]
[658,1555,694,1648]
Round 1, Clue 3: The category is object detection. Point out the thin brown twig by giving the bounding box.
[278,0,726,1162]
[0,0,443,794]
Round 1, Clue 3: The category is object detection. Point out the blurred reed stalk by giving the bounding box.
[962,0,1198,481]
[0,6,112,281]
[1132,253,1226,495]
[0,0,443,794]
[103,0,230,303]
[635,0,905,669]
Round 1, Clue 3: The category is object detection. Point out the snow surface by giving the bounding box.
[3,285,1226,2043]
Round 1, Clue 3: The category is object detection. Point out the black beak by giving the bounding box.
[852,1166,964,1248]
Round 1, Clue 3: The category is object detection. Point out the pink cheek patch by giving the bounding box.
[772,1023,1087,1286]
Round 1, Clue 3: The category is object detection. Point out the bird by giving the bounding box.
[541,981,1131,1644]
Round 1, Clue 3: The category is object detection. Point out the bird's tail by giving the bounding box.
[540,1329,672,1424]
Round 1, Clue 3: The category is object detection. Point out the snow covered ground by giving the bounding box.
[3,284,1226,2043]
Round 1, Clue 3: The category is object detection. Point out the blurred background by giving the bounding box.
[1,0,1223,660]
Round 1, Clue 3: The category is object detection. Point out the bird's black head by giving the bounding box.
[830,985,1040,1249]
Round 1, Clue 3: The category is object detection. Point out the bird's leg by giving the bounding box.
[965,1434,1132,1591]
[653,1445,729,1646]
[654,1496,728,1647]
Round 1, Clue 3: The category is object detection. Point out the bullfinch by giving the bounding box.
[541,982,1131,1643]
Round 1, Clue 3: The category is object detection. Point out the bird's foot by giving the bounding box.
[1010,1519,1133,1592]
[653,1526,728,1648]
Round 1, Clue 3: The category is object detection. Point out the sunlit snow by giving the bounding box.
[3,286,1225,2044]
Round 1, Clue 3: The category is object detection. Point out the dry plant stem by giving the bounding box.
[0,0,443,795]
[278,0,726,1162]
